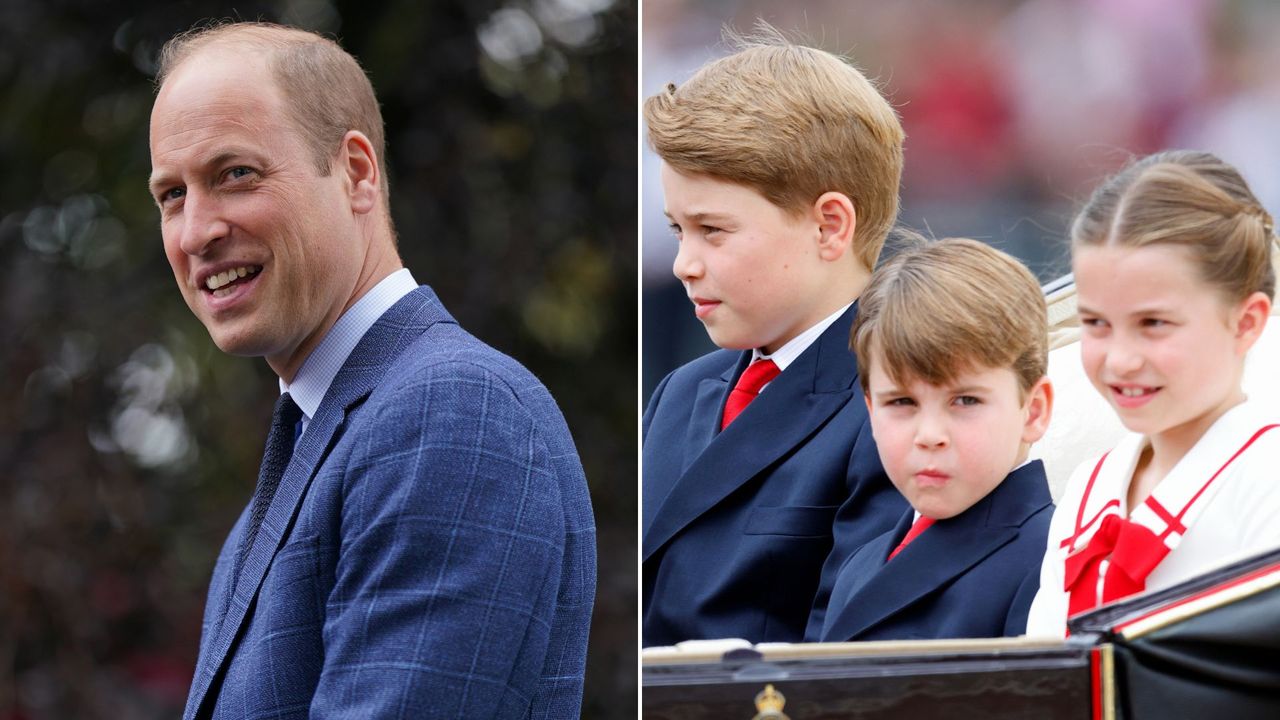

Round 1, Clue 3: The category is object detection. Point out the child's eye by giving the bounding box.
[668,223,683,238]
[1141,317,1168,328]
[1080,316,1106,328]
[885,397,916,407]
[953,395,981,407]
[702,225,723,236]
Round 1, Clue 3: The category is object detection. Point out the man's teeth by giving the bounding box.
[205,266,260,290]
[1118,387,1150,397]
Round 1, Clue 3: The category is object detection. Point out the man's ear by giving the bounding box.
[340,130,380,216]
[1021,376,1054,445]
[812,191,856,262]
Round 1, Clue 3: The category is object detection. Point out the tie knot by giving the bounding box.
[720,359,782,430]
[272,392,303,430]
[888,514,935,561]
[736,359,781,395]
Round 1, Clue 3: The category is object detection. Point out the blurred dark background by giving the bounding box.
[0,0,635,717]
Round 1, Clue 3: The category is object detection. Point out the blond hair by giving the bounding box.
[643,29,904,271]
[1072,150,1275,302]
[852,238,1048,395]
[156,22,390,204]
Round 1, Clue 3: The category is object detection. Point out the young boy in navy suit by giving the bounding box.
[642,33,909,646]
[813,238,1055,642]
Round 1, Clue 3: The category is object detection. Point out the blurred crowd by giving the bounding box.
[643,0,1280,395]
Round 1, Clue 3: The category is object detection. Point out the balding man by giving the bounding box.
[148,22,595,719]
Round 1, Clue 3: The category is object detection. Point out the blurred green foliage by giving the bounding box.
[0,0,636,717]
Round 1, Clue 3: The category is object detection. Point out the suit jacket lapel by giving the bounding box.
[642,304,860,560]
[682,358,745,473]
[187,287,456,717]
[823,462,1050,641]
[820,510,913,639]
[641,357,741,537]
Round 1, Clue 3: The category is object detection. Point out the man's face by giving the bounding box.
[865,358,1049,520]
[661,163,830,354]
[149,50,365,379]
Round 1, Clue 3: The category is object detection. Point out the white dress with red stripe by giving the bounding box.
[1025,399,1280,637]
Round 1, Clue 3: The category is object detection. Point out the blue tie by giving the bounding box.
[234,392,302,581]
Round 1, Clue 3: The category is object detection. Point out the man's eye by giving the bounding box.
[160,187,186,204]
[226,166,254,180]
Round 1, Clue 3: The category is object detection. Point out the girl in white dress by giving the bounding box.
[1026,150,1280,637]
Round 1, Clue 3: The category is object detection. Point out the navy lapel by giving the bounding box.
[820,510,912,639]
[822,461,1050,641]
[186,286,455,717]
[682,357,746,474]
[642,304,860,560]
[641,355,742,537]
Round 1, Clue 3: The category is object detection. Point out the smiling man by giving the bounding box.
[148,22,595,719]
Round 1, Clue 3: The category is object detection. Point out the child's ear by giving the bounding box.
[863,391,872,411]
[1021,376,1053,445]
[812,191,856,262]
[1233,291,1271,355]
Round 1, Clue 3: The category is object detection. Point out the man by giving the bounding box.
[148,22,595,718]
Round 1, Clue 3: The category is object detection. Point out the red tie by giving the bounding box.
[887,516,934,561]
[721,359,781,430]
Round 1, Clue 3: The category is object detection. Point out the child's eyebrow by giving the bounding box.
[1078,302,1175,317]
[665,209,734,223]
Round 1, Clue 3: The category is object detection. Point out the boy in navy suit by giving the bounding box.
[642,32,908,646]
[813,238,1055,642]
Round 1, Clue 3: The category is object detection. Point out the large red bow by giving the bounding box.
[1064,513,1171,618]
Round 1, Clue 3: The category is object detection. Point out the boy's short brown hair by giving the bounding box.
[644,31,904,271]
[851,238,1048,395]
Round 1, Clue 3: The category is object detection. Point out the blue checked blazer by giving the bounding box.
[182,286,596,719]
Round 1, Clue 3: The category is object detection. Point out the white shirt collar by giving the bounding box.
[752,302,853,371]
[279,268,418,428]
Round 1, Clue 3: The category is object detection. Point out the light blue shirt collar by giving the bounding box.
[279,268,418,431]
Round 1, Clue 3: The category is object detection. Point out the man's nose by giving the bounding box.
[178,190,229,256]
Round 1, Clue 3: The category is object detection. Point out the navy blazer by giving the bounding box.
[815,460,1053,642]
[182,286,596,719]
[642,304,906,646]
